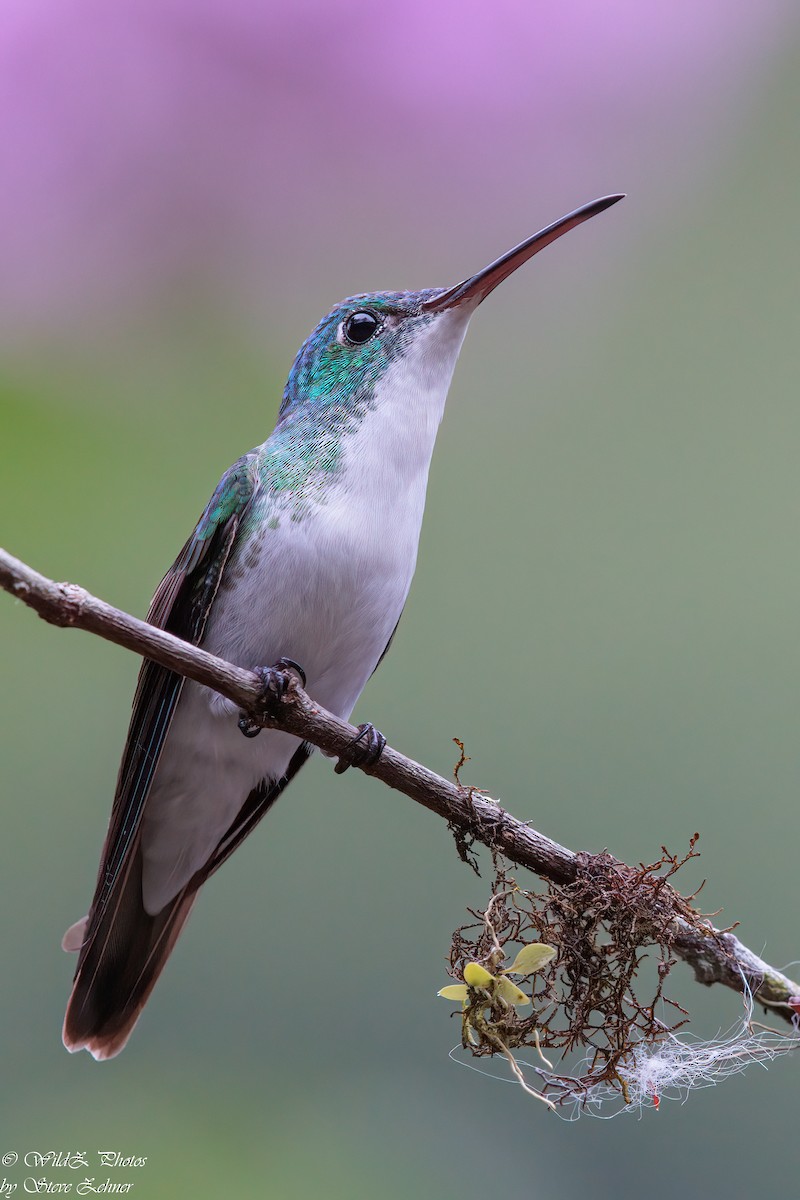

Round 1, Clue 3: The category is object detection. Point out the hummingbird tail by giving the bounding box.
[62,847,197,1061]
[61,746,313,1058]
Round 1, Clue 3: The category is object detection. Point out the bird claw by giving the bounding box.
[334,722,387,774]
[237,657,307,738]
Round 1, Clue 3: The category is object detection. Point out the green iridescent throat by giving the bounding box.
[247,289,440,526]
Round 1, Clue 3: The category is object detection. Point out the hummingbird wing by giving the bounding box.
[63,453,269,1059]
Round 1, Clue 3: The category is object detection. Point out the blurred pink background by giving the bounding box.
[1,0,794,345]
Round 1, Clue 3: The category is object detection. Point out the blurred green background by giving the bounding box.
[2,4,800,1196]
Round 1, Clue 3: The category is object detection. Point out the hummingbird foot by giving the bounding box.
[237,657,307,738]
[334,722,387,774]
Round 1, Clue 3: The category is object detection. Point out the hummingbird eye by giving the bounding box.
[342,310,380,345]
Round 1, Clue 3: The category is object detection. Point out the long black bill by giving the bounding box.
[422,194,624,313]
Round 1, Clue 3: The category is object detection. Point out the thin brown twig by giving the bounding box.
[1,544,798,1025]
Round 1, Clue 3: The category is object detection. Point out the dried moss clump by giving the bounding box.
[445,838,718,1107]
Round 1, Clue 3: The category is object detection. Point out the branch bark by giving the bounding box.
[1,545,798,1024]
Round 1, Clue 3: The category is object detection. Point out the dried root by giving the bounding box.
[440,840,799,1116]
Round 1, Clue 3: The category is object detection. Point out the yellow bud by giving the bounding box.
[495,977,531,1007]
[503,943,557,976]
[437,985,469,1002]
[463,962,494,988]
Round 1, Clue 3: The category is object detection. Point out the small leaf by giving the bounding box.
[495,977,530,1007]
[438,985,468,1002]
[502,943,557,976]
[463,962,495,988]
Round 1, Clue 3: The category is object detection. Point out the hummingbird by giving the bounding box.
[62,194,623,1059]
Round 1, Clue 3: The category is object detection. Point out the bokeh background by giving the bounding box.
[2,1,799,1194]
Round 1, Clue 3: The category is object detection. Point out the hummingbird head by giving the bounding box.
[278,194,624,431]
[279,288,450,423]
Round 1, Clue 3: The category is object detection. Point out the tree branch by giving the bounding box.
[1,545,798,1025]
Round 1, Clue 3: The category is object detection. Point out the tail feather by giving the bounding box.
[62,847,196,1061]
[62,751,311,1058]
[62,916,88,953]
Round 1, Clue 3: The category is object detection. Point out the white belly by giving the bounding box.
[139,476,421,915]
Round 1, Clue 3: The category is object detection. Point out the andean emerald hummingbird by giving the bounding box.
[62,193,623,1058]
